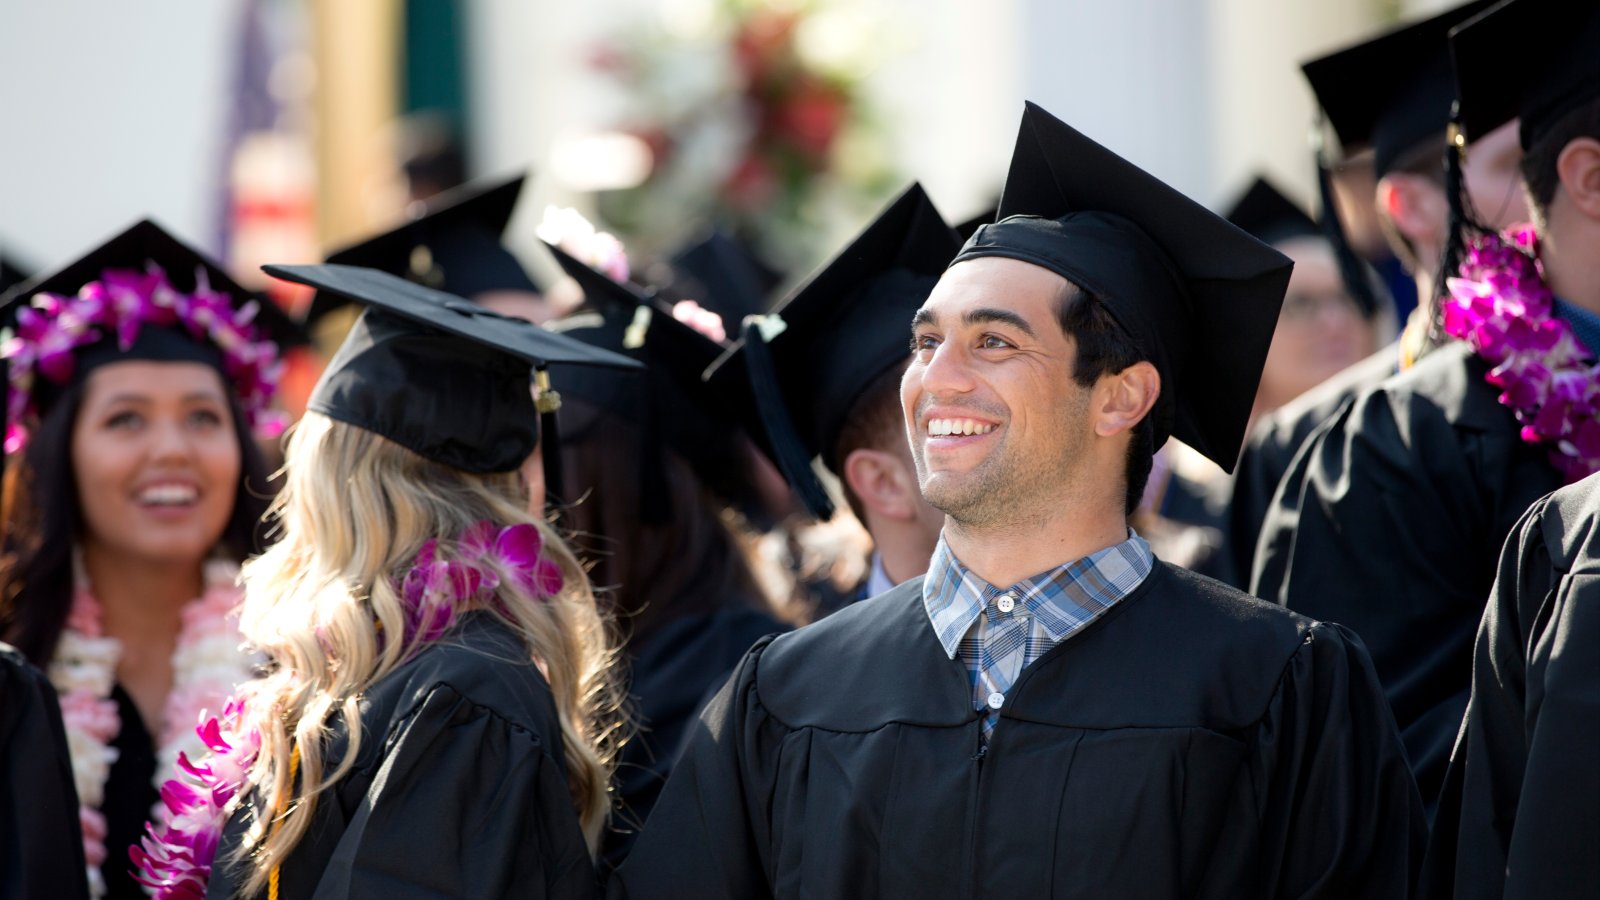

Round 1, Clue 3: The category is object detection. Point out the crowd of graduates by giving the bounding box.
[1,0,1596,897]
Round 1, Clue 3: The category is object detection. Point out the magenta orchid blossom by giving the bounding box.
[129,699,262,900]
[1,264,286,455]
[1443,225,1600,483]
[397,521,566,643]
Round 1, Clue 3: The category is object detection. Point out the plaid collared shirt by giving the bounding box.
[922,532,1154,741]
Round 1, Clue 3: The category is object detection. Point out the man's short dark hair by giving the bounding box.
[830,360,909,525]
[1521,97,1600,231]
[1056,285,1164,516]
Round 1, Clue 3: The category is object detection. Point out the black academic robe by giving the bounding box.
[0,643,88,900]
[604,605,788,869]
[103,686,157,899]
[207,613,599,899]
[1250,342,1563,811]
[1228,345,1397,581]
[1419,475,1600,899]
[614,563,1423,899]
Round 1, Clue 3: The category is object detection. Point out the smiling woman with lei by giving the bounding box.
[0,221,295,898]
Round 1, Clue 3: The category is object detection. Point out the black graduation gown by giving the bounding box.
[614,563,1424,899]
[604,605,787,869]
[1250,342,1563,810]
[207,613,599,899]
[1228,345,1397,582]
[0,643,88,900]
[1419,475,1600,899]
[103,686,157,899]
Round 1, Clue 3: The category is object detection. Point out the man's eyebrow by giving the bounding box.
[911,308,938,329]
[964,307,1035,338]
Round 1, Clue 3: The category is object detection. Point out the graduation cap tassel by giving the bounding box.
[739,318,835,520]
[1311,126,1380,319]
[1434,117,1487,350]
[535,369,566,519]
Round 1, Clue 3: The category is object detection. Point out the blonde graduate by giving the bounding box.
[226,411,623,894]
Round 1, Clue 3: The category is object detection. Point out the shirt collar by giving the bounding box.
[864,551,897,598]
[1555,299,1600,361]
[921,530,1155,659]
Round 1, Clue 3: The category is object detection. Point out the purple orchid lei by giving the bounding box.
[1,265,285,454]
[129,521,564,897]
[400,520,566,642]
[1443,225,1600,483]
[129,698,261,900]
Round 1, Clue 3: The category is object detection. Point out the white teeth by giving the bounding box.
[927,418,996,437]
[139,484,199,506]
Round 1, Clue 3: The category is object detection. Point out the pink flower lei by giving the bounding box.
[1442,225,1600,483]
[129,698,261,899]
[131,522,563,897]
[1,264,286,454]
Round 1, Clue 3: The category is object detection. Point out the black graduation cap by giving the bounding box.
[0,252,30,295]
[1301,0,1494,177]
[663,229,781,322]
[263,263,638,478]
[0,219,306,384]
[952,102,1292,472]
[0,220,303,348]
[705,183,962,519]
[1451,0,1600,149]
[541,241,767,519]
[304,173,541,328]
[1223,177,1322,247]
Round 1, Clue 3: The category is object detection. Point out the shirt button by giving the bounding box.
[986,691,1005,710]
[996,593,1016,613]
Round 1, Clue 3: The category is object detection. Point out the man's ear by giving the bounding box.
[1556,136,1600,221]
[843,447,921,522]
[1092,361,1160,438]
[1378,173,1446,248]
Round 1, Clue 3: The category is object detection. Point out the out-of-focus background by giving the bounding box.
[1,0,1449,300]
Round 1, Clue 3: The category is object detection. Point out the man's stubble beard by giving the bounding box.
[917,405,1089,531]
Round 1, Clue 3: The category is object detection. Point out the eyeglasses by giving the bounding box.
[1280,290,1363,323]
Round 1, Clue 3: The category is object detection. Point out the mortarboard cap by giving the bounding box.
[1451,0,1600,149]
[265,263,638,475]
[1223,177,1323,247]
[0,252,30,295]
[663,229,781,322]
[305,173,541,328]
[2,220,303,350]
[1301,1,1494,177]
[706,183,962,519]
[542,242,766,518]
[951,103,1292,472]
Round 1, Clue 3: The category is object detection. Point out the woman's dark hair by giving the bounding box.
[1056,286,1163,516]
[558,397,769,647]
[0,382,275,666]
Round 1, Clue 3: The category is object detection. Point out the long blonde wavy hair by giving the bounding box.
[228,412,624,895]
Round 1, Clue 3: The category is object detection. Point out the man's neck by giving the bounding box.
[1542,224,1600,315]
[871,520,941,587]
[942,507,1128,587]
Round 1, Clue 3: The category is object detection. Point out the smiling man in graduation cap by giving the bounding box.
[612,103,1422,900]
